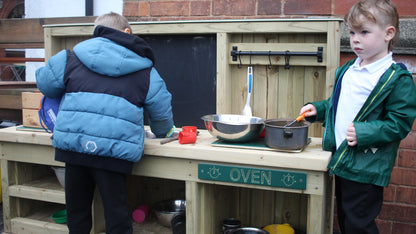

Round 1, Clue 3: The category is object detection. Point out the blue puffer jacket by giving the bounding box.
[36,26,174,173]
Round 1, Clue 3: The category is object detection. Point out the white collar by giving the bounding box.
[351,52,394,74]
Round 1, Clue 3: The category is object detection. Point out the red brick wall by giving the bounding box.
[122,1,416,233]
[0,0,24,18]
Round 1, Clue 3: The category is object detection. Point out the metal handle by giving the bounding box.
[247,66,253,94]
[283,129,293,138]
[160,136,179,145]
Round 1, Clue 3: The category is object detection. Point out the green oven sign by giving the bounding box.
[198,163,306,190]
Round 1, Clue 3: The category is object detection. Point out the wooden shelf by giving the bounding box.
[11,217,68,234]
[10,203,67,233]
[8,177,65,204]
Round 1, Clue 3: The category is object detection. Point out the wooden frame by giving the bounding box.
[1,127,334,233]
[0,19,342,234]
[43,19,341,138]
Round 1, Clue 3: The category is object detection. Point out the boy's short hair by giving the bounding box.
[94,12,132,33]
[344,0,399,51]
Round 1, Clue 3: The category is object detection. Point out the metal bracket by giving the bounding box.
[231,46,323,69]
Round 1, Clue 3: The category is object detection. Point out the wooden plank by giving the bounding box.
[22,108,42,128]
[216,32,232,114]
[325,21,340,98]
[0,58,44,63]
[0,17,96,46]
[308,194,325,234]
[186,181,199,234]
[228,33,255,115]
[21,91,42,109]
[325,177,335,234]
[1,159,12,232]
[0,94,22,109]
[0,81,37,89]
[251,35,269,118]
[11,217,68,234]
[0,142,57,165]
[129,20,336,35]
[9,184,65,204]
[0,127,331,172]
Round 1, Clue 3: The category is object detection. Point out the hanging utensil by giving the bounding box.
[242,66,253,117]
[283,111,309,128]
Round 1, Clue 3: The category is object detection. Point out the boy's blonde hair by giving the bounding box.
[94,12,132,33]
[344,0,399,51]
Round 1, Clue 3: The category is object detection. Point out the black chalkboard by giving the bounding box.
[142,34,217,129]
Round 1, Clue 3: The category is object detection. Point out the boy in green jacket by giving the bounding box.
[300,0,416,233]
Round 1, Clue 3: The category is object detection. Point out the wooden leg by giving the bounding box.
[308,194,325,234]
[186,181,199,234]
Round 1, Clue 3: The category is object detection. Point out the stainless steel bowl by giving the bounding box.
[152,199,186,227]
[229,227,270,234]
[201,114,265,142]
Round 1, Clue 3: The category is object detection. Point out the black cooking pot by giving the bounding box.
[264,118,310,150]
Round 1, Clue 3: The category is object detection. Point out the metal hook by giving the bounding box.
[238,52,242,68]
[268,51,272,69]
[249,51,252,66]
[284,50,291,69]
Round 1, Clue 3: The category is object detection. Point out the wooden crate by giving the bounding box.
[21,91,43,128]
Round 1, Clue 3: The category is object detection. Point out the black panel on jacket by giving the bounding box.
[64,51,150,108]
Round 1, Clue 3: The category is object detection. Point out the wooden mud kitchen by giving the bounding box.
[1,19,341,233]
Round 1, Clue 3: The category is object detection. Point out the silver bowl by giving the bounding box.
[201,114,265,142]
[229,227,270,234]
[153,199,186,227]
[51,166,65,188]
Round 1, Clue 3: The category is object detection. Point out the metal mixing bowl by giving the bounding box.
[152,199,186,227]
[229,227,270,234]
[201,114,265,142]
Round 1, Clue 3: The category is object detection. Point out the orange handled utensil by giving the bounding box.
[283,111,309,128]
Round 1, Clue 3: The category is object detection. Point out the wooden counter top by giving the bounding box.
[0,126,331,172]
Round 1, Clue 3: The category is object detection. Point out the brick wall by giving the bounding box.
[122,1,416,233]
[0,0,24,18]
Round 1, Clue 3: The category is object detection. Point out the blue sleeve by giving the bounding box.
[36,50,67,98]
[145,68,174,138]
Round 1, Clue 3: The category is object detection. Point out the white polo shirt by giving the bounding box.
[335,53,394,149]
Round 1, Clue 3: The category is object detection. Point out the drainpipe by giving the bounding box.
[86,0,93,16]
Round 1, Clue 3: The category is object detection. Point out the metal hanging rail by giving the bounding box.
[231,46,323,69]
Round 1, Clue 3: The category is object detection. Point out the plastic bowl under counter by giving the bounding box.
[51,209,67,224]
[51,166,65,188]
[152,199,186,227]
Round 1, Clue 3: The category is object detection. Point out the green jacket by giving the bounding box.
[310,59,416,187]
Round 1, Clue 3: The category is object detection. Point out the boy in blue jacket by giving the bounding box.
[36,12,174,234]
[300,0,416,233]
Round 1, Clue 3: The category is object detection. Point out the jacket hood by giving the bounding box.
[73,25,155,77]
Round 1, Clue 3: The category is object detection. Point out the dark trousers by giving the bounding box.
[65,163,132,234]
[335,176,383,234]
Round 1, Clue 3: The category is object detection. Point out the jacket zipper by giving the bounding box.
[330,69,396,173]
[330,146,348,174]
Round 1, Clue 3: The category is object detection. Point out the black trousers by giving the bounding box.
[335,175,383,234]
[65,163,132,234]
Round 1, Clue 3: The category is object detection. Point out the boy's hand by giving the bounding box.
[346,123,357,146]
[300,104,317,117]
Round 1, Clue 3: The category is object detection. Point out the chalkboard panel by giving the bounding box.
[142,34,216,129]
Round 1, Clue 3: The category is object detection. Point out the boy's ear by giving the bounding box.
[385,26,396,42]
[123,28,131,34]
